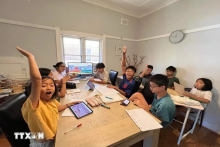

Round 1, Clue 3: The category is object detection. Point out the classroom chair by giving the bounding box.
[139,80,154,105]
[109,70,118,86]
[130,76,142,96]
[0,93,30,147]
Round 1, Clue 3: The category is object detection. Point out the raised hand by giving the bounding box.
[122,46,127,54]
[16,47,33,57]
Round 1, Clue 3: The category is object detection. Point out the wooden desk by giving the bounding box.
[167,88,204,145]
[55,80,161,147]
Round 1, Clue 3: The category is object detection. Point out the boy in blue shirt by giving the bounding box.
[130,74,176,127]
[107,46,136,98]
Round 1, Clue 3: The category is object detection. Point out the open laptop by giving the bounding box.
[174,82,184,96]
[87,80,95,91]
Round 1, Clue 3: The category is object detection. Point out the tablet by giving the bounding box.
[69,102,93,119]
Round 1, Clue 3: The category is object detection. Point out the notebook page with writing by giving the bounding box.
[96,86,119,96]
[126,109,162,131]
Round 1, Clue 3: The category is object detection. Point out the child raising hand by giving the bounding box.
[16,47,81,146]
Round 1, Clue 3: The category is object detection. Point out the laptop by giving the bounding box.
[174,82,184,95]
[87,80,95,91]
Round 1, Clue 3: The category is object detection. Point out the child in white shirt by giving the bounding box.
[184,78,213,108]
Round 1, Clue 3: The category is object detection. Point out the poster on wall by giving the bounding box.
[115,46,123,56]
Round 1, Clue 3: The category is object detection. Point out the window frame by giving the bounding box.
[61,34,103,64]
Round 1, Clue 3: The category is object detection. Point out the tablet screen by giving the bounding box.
[69,102,93,119]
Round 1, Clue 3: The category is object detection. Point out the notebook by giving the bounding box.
[96,86,119,96]
[126,109,162,131]
[66,88,81,94]
[100,93,123,103]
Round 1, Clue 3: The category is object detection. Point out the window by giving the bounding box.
[62,36,101,65]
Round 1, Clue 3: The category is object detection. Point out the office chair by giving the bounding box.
[129,76,142,97]
[0,93,30,147]
[140,80,155,105]
[109,70,118,86]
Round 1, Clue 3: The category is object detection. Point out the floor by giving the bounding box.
[1,118,220,147]
[131,116,220,147]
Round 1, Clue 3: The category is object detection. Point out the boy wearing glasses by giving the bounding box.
[130,74,175,127]
[107,46,136,98]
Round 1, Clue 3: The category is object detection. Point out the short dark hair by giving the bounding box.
[24,76,58,99]
[53,62,65,69]
[126,66,136,73]
[197,78,213,91]
[148,65,153,70]
[166,66,176,72]
[39,68,51,76]
[149,74,169,90]
[96,63,105,69]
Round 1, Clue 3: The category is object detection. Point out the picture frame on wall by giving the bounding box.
[115,46,123,56]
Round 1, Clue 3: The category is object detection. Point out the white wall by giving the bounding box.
[0,0,138,72]
[137,0,220,134]
[106,38,138,75]
[0,0,138,39]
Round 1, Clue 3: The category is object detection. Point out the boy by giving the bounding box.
[139,65,153,79]
[166,66,180,89]
[89,63,109,84]
[107,46,136,98]
[130,74,176,128]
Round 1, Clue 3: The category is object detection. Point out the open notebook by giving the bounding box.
[126,109,162,131]
[96,86,119,96]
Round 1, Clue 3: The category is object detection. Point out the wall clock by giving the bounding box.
[169,30,185,44]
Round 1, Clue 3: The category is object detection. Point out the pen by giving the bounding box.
[64,124,82,134]
[105,96,113,100]
[101,104,110,109]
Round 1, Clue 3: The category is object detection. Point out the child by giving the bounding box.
[107,46,136,98]
[16,47,81,146]
[53,62,76,84]
[166,66,180,89]
[139,65,153,79]
[183,78,212,108]
[89,63,109,84]
[130,74,176,128]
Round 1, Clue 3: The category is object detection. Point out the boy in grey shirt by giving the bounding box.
[89,63,109,84]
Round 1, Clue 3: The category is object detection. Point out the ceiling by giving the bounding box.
[82,0,180,18]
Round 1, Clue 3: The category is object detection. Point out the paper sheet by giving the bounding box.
[100,93,123,103]
[62,99,87,117]
[66,88,81,94]
[68,80,80,84]
[95,86,119,96]
[126,109,162,131]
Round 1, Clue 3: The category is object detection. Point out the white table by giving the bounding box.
[167,89,204,145]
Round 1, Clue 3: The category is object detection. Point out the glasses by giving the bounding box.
[59,66,66,68]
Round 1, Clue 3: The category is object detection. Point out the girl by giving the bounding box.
[39,68,67,97]
[53,62,76,85]
[183,78,213,108]
[17,47,81,147]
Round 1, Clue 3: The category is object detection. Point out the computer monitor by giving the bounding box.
[68,62,93,76]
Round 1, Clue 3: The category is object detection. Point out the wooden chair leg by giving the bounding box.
[200,110,205,127]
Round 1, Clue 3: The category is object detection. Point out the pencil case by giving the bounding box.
[85,97,102,107]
